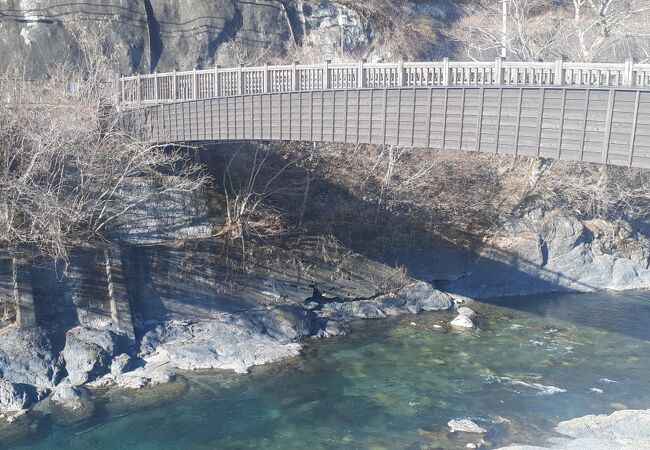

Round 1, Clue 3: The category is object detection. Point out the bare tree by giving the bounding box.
[0,22,209,262]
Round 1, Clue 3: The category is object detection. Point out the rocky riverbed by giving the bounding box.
[0,280,457,421]
[3,289,650,449]
[3,209,650,437]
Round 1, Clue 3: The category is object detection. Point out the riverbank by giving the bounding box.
[3,290,650,449]
[3,205,650,432]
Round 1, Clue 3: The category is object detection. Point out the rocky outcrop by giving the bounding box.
[62,328,127,386]
[139,306,324,374]
[448,210,650,298]
[0,380,37,413]
[320,281,454,321]
[498,409,650,450]
[0,328,64,389]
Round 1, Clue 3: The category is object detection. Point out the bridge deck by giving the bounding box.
[124,85,650,169]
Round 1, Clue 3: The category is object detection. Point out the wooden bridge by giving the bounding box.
[119,59,650,169]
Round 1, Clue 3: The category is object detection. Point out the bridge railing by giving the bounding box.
[117,58,650,108]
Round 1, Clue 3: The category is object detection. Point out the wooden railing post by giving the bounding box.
[554,59,564,86]
[215,65,221,97]
[118,74,124,108]
[358,59,366,88]
[398,60,404,86]
[624,58,634,86]
[263,63,269,93]
[137,73,142,105]
[324,60,331,89]
[495,57,504,85]
[192,68,198,99]
[443,57,450,86]
[153,71,158,101]
[172,69,177,101]
[293,61,299,91]
[238,64,244,95]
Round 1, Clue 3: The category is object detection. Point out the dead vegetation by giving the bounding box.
[0,21,209,262]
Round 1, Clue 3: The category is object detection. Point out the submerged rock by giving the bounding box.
[450,315,475,329]
[62,328,126,386]
[448,418,487,433]
[49,384,96,424]
[457,307,477,319]
[0,380,38,413]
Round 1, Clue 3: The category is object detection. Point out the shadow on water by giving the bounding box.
[483,290,650,342]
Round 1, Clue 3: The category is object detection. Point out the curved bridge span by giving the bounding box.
[120,60,650,169]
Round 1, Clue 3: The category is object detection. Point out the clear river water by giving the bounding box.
[5,290,650,449]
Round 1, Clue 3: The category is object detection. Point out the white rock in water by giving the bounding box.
[590,387,604,394]
[466,444,477,449]
[448,419,487,433]
[450,315,474,329]
[457,307,477,319]
[433,324,443,329]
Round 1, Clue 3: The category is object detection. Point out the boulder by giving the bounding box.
[450,315,474,329]
[245,306,320,342]
[0,380,37,413]
[111,353,135,376]
[62,328,126,386]
[51,384,93,411]
[0,328,64,389]
[320,282,453,321]
[457,307,477,319]
[399,281,455,312]
[160,314,302,374]
[50,384,96,424]
[448,418,487,433]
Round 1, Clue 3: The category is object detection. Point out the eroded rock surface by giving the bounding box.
[448,211,650,298]
[0,328,64,389]
[62,328,127,386]
[320,281,454,320]
[0,380,37,413]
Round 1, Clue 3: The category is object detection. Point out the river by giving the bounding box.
[6,290,650,449]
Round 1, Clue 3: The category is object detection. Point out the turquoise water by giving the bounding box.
[5,290,650,449]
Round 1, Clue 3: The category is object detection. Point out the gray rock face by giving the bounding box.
[0,328,64,389]
[448,211,650,298]
[497,409,650,450]
[0,0,298,76]
[141,307,322,374]
[0,380,37,413]
[110,354,134,376]
[62,328,125,386]
[0,0,149,77]
[320,281,454,321]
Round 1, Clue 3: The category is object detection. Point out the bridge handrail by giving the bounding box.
[117,58,650,107]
